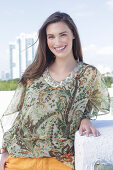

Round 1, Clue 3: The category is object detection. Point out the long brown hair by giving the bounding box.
[20,11,83,84]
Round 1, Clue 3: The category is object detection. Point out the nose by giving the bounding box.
[54,37,61,45]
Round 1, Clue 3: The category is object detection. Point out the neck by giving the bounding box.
[51,56,78,73]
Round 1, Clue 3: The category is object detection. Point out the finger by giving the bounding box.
[79,127,84,136]
[86,129,91,137]
[90,127,97,136]
[95,129,101,137]
[91,127,100,137]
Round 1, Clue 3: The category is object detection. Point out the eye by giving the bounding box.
[61,34,67,37]
[47,36,54,39]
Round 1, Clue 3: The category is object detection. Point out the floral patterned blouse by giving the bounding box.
[0,62,110,169]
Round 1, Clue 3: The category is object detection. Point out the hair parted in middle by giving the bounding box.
[20,11,83,84]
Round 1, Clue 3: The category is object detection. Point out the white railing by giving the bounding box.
[74,119,113,170]
[74,88,113,170]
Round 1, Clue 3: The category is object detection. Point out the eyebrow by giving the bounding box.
[47,31,68,36]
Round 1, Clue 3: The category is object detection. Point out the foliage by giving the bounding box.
[0,73,113,90]
[103,74,113,88]
[0,79,19,91]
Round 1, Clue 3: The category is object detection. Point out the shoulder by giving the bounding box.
[77,62,102,82]
[25,75,44,89]
[82,62,98,72]
[79,62,99,77]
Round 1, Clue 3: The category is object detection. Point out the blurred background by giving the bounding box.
[0,0,113,81]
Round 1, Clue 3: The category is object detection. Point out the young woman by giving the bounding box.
[0,12,110,170]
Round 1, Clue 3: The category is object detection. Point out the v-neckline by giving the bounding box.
[43,62,83,87]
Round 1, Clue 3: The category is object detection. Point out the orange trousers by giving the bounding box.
[5,155,74,170]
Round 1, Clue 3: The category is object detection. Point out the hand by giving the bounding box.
[79,118,100,137]
[0,152,9,170]
[0,162,4,170]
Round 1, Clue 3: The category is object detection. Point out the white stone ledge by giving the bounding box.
[74,120,113,170]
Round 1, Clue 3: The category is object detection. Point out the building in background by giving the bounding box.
[0,71,10,80]
[9,32,38,79]
[9,43,17,79]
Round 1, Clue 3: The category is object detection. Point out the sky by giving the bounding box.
[0,0,113,76]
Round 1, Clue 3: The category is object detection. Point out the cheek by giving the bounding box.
[47,40,53,49]
[64,37,72,45]
[68,38,73,47]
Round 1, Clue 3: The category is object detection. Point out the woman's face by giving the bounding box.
[46,21,75,59]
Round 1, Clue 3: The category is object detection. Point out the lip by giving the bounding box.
[54,45,66,52]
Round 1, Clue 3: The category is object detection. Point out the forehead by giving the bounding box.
[46,22,71,34]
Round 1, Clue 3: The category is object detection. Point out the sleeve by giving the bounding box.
[0,82,26,153]
[83,68,110,119]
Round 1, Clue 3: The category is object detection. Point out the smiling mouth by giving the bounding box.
[54,46,66,52]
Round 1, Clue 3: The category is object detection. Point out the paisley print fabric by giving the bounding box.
[0,62,110,169]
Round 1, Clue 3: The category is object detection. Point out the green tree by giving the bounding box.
[0,79,19,91]
[103,75,113,88]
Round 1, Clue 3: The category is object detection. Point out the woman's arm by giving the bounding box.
[0,82,26,156]
[0,151,9,170]
[0,83,26,170]
[78,67,110,137]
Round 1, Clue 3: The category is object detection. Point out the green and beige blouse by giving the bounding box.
[0,62,110,169]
